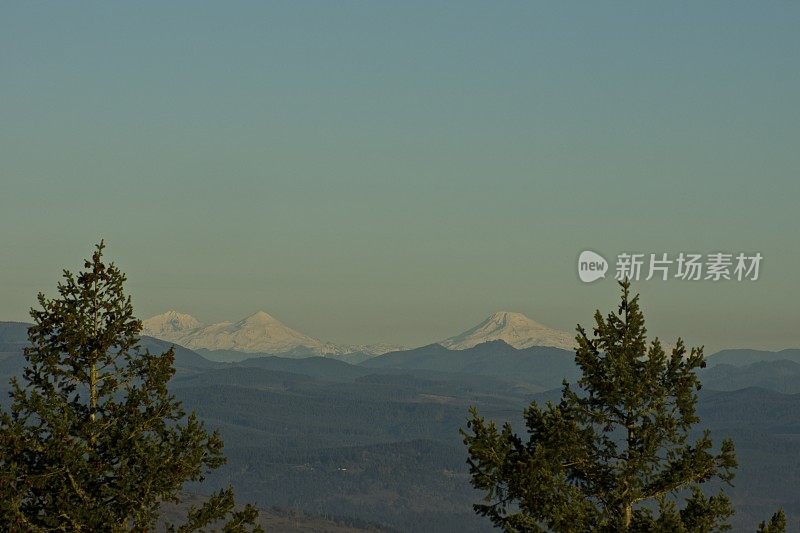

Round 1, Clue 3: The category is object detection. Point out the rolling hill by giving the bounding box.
[362,339,579,391]
[706,348,800,367]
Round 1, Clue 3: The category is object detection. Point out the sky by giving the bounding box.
[1,2,798,352]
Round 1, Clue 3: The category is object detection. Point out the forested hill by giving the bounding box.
[1,323,799,530]
[362,340,580,390]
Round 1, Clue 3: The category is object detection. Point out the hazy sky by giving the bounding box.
[1,2,798,352]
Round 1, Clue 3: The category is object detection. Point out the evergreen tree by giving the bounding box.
[757,510,787,533]
[462,280,738,532]
[0,242,263,532]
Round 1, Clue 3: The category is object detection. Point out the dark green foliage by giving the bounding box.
[0,242,262,532]
[757,509,786,533]
[462,280,738,532]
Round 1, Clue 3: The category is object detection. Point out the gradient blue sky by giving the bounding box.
[1,2,798,351]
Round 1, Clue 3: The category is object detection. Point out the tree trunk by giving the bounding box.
[89,362,97,423]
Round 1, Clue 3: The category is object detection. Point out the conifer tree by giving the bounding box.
[757,510,787,533]
[462,280,738,532]
[0,242,262,532]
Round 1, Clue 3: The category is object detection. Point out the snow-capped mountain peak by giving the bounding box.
[181,312,324,354]
[141,310,404,359]
[238,310,276,324]
[440,311,575,351]
[487,311,539,327]
[141,310,201,343]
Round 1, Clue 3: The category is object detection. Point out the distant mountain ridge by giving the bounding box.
[141,309,578,360]
[142,310,403,359]
[700,359,800,394]
[363,339,581,391]
[0,321,29,354]
[440,311,575,351]
[706,348,800,367]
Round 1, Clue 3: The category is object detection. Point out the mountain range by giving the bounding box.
[142,310,403,359]
[2,319,800,530]
[142,309,576,360]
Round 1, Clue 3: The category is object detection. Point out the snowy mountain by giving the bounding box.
[142,310,402,357]
[440,311,575,351]
[142,311,201,344]
[182,311,326,354]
